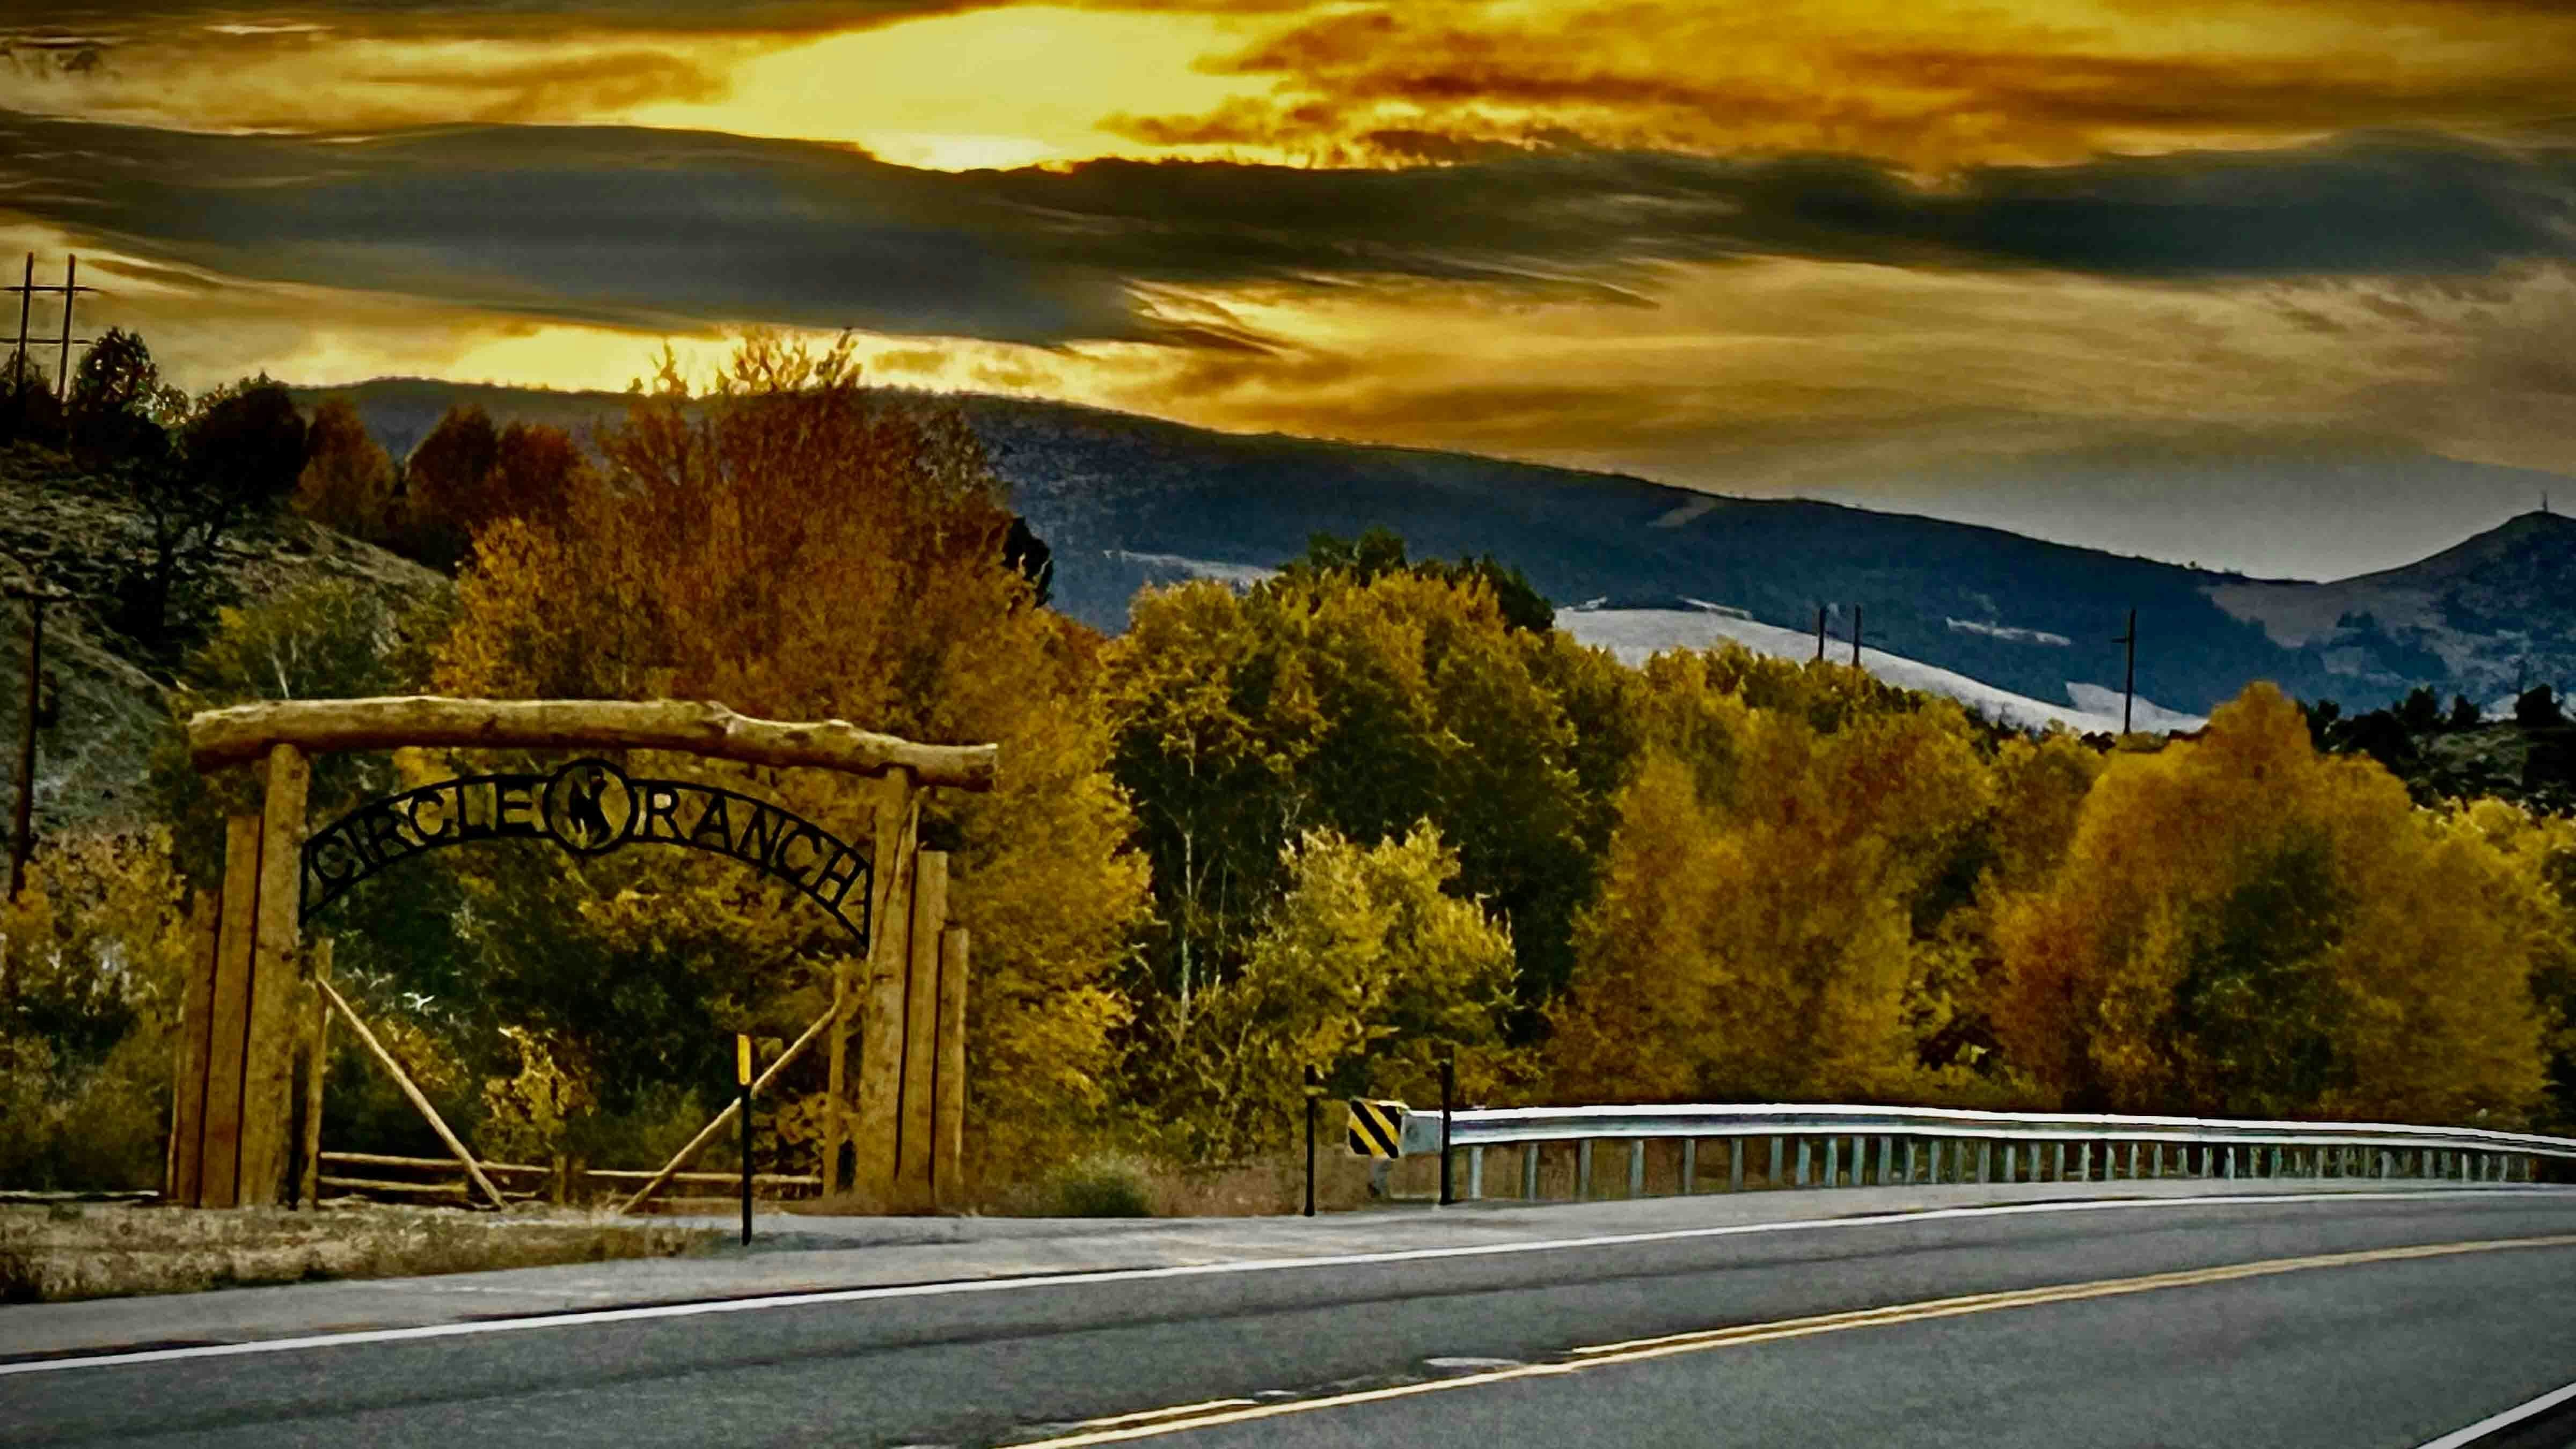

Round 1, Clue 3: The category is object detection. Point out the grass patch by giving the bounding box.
[0,1202,718,1304]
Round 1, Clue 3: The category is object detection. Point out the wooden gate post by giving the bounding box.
[896,850,949,1211]
[169,746,310,1208]
[853,767,918,1205]
[933,926,969,1209]
[238,743,309,1205]
[297,938,333,1209]
[167,889,219,1205]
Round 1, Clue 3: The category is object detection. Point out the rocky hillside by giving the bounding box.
[1,445,448,838]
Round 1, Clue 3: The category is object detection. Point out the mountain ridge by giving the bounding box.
[286,378,2576,716]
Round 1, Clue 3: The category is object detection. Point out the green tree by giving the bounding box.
[1107,562,1601,1088]
[1165,826,1518,1159]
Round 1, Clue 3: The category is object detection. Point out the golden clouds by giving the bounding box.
[1109,0,2576,169]
[0,28,769,133]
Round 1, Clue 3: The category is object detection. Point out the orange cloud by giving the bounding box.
[1111,0,2576,169]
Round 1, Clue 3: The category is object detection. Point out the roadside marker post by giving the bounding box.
[1302,1067,1320,1218]
[1346,1099,1405,1159]
[1438,1052,1456,1208]
[1348,1098,1404,1199]
[736,1034,752,1248]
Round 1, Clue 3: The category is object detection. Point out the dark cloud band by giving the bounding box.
[0,109,2567,347]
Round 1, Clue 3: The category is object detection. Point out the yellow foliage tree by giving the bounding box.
[1992,683,2546,1123]
[1171,825,1519,1160]
[0,830,196,1188]
[1550,649,1993,1102]
[432,334,1147,1179]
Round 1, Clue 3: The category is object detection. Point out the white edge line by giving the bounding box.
[2412,1378,2576,1449]
[4,1187,2566,1379]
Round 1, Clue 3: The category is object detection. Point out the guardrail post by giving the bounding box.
[1901,1138,1916,1184]
[1523,1143,1541,1201]
[2051,1142,2065,1182]
[1729,1137,1745,1192]
[1928,1139,1944,1184]
[2001,1143,2017,1184]
[1468,1145,1484,1201]
[2222,1146,2234,1180]
[1577,1139,1594,1201]
[1681,1139,1696,1195]
[2076,1142,2090,1182]
[1628,1140,1645,1198]
[1977,1140,1992,1183]
[1823,1137,1838,1188]
[1770,1136,1784,1188]
[1792,1138,1809,1187]
[1876,1136,1891,1186]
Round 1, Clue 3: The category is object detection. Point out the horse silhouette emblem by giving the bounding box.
[542,760,634,855]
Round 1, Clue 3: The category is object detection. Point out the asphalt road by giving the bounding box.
[6,1189,2573,1448]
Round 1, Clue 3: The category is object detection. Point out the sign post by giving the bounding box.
[1302,1066,1320,1218]
[1439,1050,1456,1208]
[736,1033,753,1247]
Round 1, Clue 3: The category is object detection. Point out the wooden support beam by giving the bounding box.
[897,850,948,1211]
[853,770,917,1205]
[822,948,855,1197]
[186,697,998,791]
[617,1007,835,1214]
[168,889,218,1206]
[933,926,968,1210]
[317,975,508,1211]
[298,939,333,1210]
[200,815,265,1208]
[238,743,309,1206]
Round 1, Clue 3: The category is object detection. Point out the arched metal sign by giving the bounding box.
[301,757,870,945]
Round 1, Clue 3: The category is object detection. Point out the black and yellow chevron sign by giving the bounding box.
[1346,1099,1407,1159]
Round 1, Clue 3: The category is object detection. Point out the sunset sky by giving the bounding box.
[3,1,2572,578]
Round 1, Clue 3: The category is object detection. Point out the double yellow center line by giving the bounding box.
[1011,1233,2576,1447]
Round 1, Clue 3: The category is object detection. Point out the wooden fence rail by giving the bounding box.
[316,1151,821,1206]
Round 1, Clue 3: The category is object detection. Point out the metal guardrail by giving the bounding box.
[1394,1103,2576,1202]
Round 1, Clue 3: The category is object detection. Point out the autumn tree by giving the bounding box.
[0,831,197,1188]
[294,397,400,544]
[434,334,1146,1177]
[389,408,584,569]
[1548,649,1994,1103]
[1990,683,2547,1123]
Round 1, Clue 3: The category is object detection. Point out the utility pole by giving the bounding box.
[55,255,92,408]
[7,581,68,902]
[2112,609,2138,735]
[1850,605,1862,668]
[3,253,96,429]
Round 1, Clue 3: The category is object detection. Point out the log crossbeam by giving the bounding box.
[186,697,997,791]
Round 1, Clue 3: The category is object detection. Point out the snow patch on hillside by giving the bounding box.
[1560,605,2205,735]
[1947,617,2072,647]
[1109,551,1279,588]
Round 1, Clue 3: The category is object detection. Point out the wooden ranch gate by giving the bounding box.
[163,696,996,1215]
